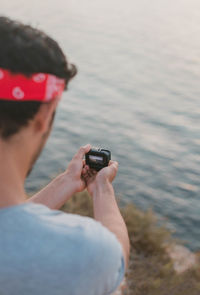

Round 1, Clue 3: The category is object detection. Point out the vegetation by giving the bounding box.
[61,191,200,295]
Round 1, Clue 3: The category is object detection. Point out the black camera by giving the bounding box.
[85,148,111,171]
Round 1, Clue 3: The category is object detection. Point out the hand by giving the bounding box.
[82,160,118,196]
[65,144,91,193]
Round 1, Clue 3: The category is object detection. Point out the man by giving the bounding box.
[0,16,130,295]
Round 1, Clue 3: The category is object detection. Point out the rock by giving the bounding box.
[167,245,197,274]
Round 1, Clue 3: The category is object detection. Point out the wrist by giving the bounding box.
[58,172,77,197]
[91,178,114,198]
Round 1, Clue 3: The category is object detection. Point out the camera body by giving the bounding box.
[86,148,111,171]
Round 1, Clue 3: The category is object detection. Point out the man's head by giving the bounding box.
[0,16,77,176]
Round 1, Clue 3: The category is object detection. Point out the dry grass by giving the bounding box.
[61,191,200,295]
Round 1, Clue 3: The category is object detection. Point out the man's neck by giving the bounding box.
[0,139,28,208]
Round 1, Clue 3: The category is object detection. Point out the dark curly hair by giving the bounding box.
[0,16,77,139]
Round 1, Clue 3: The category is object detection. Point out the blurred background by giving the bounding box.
[2,0,200,251]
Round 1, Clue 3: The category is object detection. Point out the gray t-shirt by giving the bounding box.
[0,203,125,295]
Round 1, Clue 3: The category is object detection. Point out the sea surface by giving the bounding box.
[1,0,200,250]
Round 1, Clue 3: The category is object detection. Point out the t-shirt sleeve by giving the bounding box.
[76,216,126,295]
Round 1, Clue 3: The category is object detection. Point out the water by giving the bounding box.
[1,0,200,250]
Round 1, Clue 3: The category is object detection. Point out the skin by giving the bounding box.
[0,97,130,270]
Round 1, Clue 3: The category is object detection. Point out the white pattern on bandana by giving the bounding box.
[45,75,60,101]
[33,74,46,83]
[12,87,25,100]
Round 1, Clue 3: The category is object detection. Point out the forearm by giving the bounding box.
[92,180,130,270]
[27,172,75,210]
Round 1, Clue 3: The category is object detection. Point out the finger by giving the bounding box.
[81,174,87,185]
[107,161,118,174]
[83,161,90,171]
[108,160,118,168]
[84,165,90,171]
[90,169,97,176]
[83,173,90,183]
[87,170,93,178]
[87,169,97,178]
[82,171,91,182]
[82,167,87,175]
[74,144,91,159]
[86,167,97,175]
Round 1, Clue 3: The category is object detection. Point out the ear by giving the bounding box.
[32,97,60,134]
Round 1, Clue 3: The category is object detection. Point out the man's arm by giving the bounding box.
[92,180,130,270]
[84,161,130,271]
[27,145,91,209]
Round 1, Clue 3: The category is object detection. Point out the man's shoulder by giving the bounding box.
[0,202,101,237]
[22,202,96,229]
[0,202,116,245]
[0,202,125,295]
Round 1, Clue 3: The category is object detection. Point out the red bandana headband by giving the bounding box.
[0,68,65,102]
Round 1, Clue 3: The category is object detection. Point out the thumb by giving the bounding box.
[74,144,91,159]
[108,160,118,172]
[105,161,118,179]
